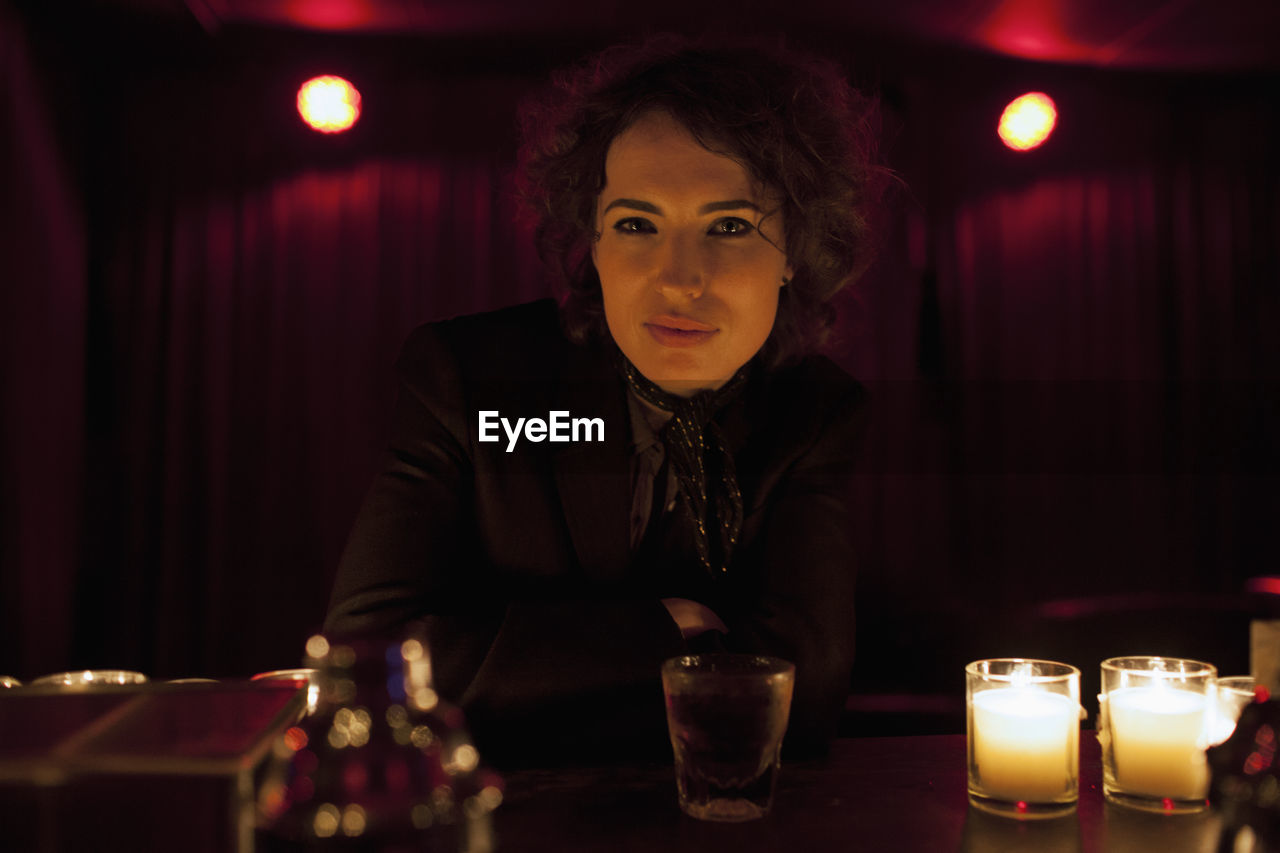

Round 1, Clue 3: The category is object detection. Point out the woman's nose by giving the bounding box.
[655,234,706,298]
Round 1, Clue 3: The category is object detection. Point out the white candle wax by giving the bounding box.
[972,688,1078,801]
[1107,685,1209,799]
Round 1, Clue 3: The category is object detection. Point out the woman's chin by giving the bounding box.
[626,348,736,396]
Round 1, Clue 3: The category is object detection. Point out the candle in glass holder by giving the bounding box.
[967,659,1080,818]
[1099,656,1216,813]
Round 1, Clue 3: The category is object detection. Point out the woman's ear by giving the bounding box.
[589,206,602,264]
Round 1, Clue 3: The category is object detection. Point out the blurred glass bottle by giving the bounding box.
[256,633,501,852]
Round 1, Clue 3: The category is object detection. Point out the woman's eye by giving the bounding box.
[613,217,656,234]
[710,217,754,236]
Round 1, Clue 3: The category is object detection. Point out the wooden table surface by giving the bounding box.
[0,682,304,853]
[0,689,1235,852]
[493,734,1228,853]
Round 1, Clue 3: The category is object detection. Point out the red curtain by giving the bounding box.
[1,2,84,679]
[3,8,1277,685]
[846,70,1279,690]
[77,155,545,677]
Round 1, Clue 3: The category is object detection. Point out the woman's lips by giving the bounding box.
[645,315,717,348]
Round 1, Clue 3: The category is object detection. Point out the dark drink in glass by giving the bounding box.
[661,655,794,821]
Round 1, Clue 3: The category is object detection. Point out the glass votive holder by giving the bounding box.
[167,678,220,684]
[1098,656,1217,813]
[251,667,320,716]
[1211,676,1257,745]
[966,658,1081,819]
[31,670,148,688]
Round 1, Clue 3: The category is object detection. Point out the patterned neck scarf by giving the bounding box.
[618,355,748,576]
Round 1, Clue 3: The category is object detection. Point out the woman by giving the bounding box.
[325,36,881,763]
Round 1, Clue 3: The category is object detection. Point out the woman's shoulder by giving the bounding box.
[402,299,561,351]
[733,354,869,466]
[758,353,867,416]
[397,299,574,378]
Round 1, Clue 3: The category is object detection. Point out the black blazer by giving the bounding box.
[326,299,866,763]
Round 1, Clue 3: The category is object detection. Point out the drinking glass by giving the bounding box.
[661,654,795,822]
[1211,676,1257,745]
[255,635,500,852]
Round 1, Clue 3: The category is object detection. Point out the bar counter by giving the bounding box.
[0,682,1230,852]
[0,682,304,852]
[494,735,1225,853]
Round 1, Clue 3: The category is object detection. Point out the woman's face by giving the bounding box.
[592,111,791,397]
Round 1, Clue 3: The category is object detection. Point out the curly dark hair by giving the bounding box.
[516,34,884,367]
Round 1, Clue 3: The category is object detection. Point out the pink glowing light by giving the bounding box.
[998,92,1057,151]
[297,75,362,134]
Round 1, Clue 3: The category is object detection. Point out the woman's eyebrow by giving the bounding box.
[601,198,760,215]
[602,198,661,215]
[699,200,760,214]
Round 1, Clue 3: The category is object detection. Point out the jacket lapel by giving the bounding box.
[551,341,633,583]
[715,365,769,515]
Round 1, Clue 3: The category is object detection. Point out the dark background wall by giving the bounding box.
[3,0,1277,721]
